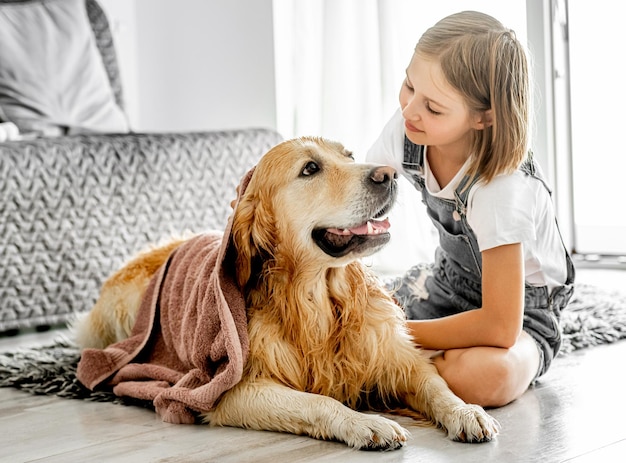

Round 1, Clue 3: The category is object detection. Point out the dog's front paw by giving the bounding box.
[444,404,500,443]
[339,414,409,451]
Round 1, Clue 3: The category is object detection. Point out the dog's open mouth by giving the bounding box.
[312,217,391,258]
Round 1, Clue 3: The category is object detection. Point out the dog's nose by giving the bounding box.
[370,165,397,185]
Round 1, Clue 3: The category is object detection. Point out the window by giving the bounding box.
[552,0,626,267]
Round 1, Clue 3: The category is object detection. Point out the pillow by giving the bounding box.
[0,0,129,136]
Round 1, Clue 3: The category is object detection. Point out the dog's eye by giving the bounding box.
[345,151,354,160]
[301,161,320,176]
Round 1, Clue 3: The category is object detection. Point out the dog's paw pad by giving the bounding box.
[344,414,409,451]
[446,404,500,443]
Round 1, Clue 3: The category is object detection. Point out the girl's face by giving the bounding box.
[399,53,484,155]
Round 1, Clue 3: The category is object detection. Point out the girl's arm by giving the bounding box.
[406,242,525,350]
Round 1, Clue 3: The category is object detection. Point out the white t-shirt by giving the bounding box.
[367,109,568,290]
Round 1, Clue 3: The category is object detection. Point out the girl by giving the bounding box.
[367,11,574,408]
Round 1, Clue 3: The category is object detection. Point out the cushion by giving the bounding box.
[0,0,129,136]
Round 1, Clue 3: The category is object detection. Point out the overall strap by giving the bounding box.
[402,137,426,190]
[454,151,545,215]
[521,150,553,195]
[453,174,481,218]
[519,151,575,286]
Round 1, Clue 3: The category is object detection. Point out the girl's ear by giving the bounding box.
[472,109,493,130]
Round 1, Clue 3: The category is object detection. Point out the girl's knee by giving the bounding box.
[477,360,521,407]
[433,348,531,408]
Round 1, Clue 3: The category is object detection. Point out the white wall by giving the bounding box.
[98,0,277,133]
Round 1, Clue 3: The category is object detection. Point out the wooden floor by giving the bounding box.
[1,268,625,463]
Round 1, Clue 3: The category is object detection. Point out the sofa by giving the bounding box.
[0,0,282,333]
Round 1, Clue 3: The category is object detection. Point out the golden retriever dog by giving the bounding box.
[74,137,499,450]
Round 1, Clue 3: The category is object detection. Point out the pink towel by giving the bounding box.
[76,169,254,424]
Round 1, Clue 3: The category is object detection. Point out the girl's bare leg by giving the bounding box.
[432,331,540,408]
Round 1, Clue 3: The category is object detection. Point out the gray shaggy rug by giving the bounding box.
[1,283,625,404]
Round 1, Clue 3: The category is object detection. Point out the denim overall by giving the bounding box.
[392,138,576,377]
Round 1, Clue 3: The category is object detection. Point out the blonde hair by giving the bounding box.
[415,11,530,184]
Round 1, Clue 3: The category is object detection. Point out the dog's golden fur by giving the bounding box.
[74,137,499,450]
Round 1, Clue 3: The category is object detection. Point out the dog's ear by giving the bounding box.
[231,192,257,289]
[231,184,277,290]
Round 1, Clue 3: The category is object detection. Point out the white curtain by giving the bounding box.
[272,0,527,275]
[273,0,395,157]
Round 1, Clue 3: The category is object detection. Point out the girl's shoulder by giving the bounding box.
[467,170,550,251]
[469,169,548,209]
[365,108,406,170]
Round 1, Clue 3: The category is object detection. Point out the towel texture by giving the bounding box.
[76,169,254,424]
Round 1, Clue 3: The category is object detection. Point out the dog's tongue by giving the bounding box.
[327,218,390,236]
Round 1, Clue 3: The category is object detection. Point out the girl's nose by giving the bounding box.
[401,101,421,121]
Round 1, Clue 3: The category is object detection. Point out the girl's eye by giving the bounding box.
[426,103,441,115]
[301,161,320,176]
[404,79,414,91]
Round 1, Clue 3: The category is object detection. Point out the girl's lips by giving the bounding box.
[404,120,423,133]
